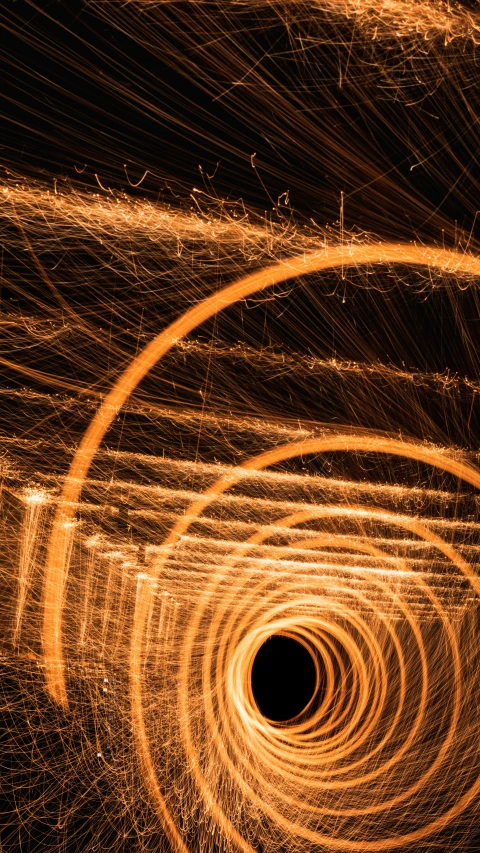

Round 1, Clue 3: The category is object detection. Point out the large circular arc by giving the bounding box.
[42,243,480,852]
[175,503,465,851]
[132,451,480,848]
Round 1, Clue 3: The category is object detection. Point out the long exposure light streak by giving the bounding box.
[34,243,480,851]
[3,1,480,852]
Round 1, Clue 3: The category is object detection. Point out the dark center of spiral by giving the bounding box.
[251,634,317,723]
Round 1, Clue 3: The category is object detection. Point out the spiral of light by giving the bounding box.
[37,246,480,853]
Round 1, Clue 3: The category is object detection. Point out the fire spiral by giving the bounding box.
[3,0,480,850]
[35,246,480,852]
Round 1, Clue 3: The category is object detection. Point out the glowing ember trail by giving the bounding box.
[3,1,480,852]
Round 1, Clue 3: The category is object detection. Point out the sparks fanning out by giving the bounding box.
[2,1,480,852]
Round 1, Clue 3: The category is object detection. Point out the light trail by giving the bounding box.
[3,1,480,850]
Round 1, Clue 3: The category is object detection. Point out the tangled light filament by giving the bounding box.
[3,1,480,850]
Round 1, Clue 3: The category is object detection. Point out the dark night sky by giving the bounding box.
[2,2,480,852]
[2,0,480,236]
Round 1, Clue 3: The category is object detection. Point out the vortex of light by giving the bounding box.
[35,243,480,852]
[4,0,480,849]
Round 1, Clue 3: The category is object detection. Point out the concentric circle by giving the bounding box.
[42,247,480,852]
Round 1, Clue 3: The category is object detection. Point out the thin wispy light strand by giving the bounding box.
[2,2,480,852]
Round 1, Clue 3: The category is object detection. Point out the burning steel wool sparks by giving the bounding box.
[2,1,480,852]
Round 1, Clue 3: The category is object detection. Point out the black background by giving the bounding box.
[2,1,480,851]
